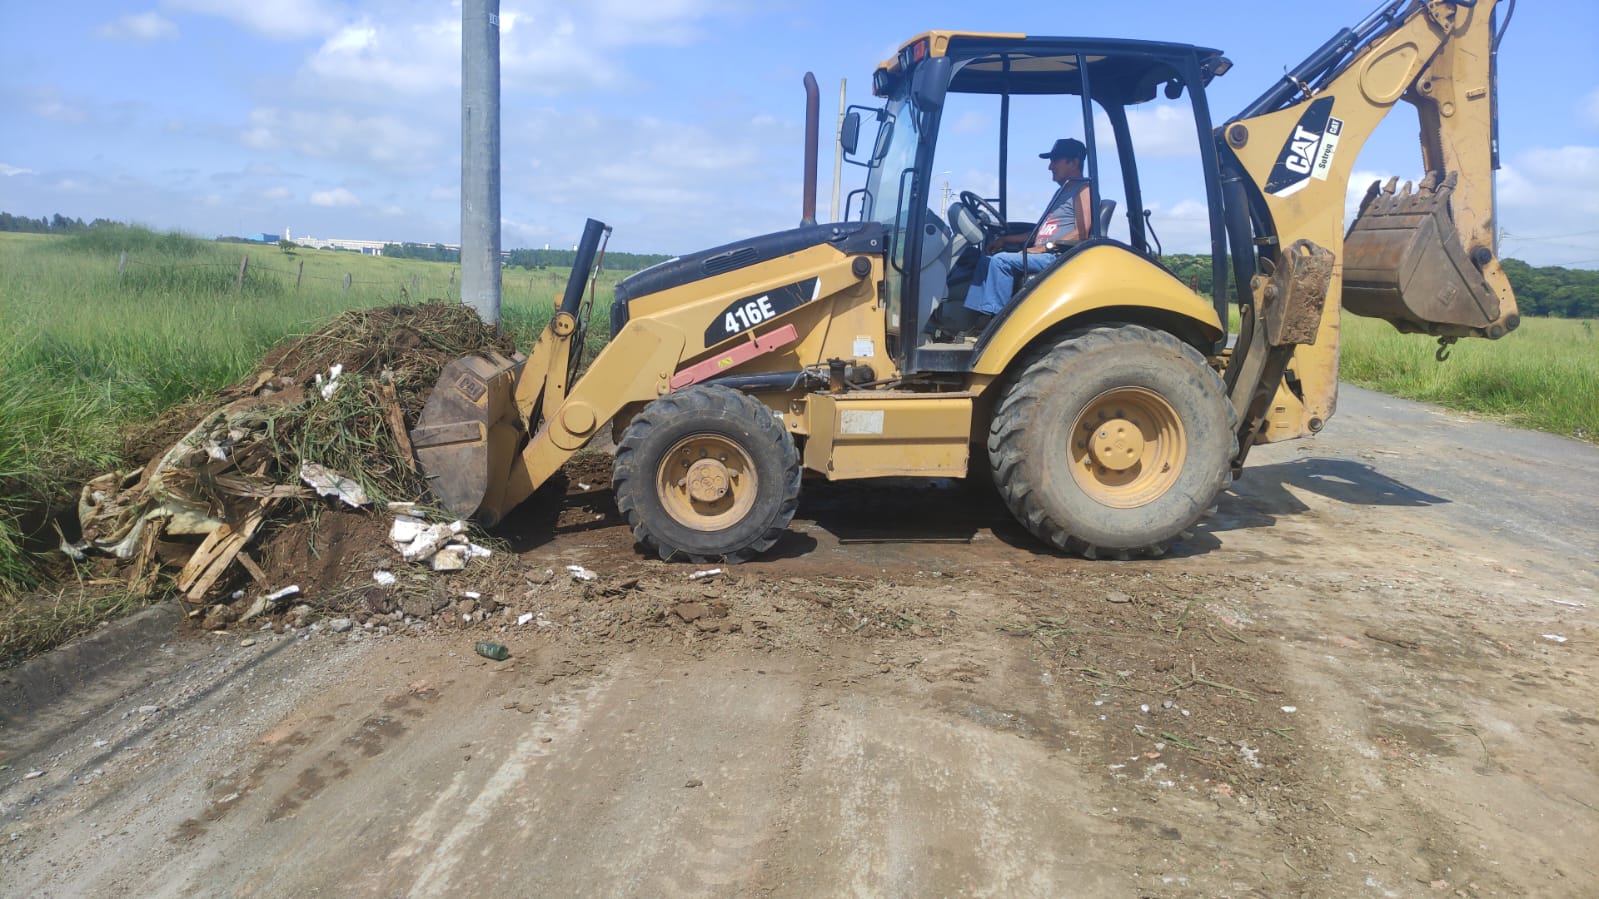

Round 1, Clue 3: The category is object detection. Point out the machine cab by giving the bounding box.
[843,32,1236,374]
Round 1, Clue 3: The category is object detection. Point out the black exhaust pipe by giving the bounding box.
[802,72,819,226]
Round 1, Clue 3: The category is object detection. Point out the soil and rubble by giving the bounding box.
[69,303,518,627]
[5,313,1596,896]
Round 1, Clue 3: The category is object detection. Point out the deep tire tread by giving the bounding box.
[612,385,800,563]
[987,325,1239,559]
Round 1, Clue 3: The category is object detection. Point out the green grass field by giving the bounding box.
[1338,313,1597,440]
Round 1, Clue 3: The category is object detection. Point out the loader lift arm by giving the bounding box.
[413,218,646,526]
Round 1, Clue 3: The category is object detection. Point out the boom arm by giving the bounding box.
[1220,0,1519,455]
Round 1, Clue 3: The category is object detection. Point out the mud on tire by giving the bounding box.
[987,324,1237,559]
[612,385,801,563]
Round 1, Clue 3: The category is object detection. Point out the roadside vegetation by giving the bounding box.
[1338,312,1596,440]
[1,225,1593,663]
[0,227,627,660]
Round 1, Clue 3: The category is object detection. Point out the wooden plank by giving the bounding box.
[235,551,268,584]
[382,383,417,471]
[184,502,274,601]
[128,516,167,591]
[176,523,234,592]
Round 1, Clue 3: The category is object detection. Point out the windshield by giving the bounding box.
[858,96,924,334]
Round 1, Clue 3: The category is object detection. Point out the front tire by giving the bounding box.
[612,385,800,562]
[987,325,1236,558]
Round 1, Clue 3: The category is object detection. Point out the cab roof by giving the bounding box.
[876,31,1228,102]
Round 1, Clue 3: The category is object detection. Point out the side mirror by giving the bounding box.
[840,111,861,157]
[870,118,893,163]
[911,57,953,110]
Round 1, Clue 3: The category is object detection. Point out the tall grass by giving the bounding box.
[1338,313,1598,440]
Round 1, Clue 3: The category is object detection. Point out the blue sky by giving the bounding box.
[2,1,1595,267]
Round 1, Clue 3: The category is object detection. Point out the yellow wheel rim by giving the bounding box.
[1068,387,1186,509]
[656,434,758,532]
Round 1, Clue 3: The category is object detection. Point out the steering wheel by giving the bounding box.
[956,190,1004,245]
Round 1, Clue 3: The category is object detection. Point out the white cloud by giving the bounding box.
[237,108,442,172]
[1125,104,1201,159]
[286,3,739,102]
[310,188,360,208]
[261,186,293,201]
[517,0,732,49]
[497,107,799,251]
[97,12,178,41]
[1498,146,1599,213]
[22,87,88,124]
[1345,169,1395,225]
[0,163,34,176]
[948,110,989,137]
[1140,198,1213,252]
[1494,145,1599,264]
[304,18,459,94]
[161,0,342,41]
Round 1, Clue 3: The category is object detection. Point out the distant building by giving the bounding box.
[245,232,281,243]
[292,235,390,255]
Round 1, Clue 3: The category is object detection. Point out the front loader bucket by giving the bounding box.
[412,352,527,522]
[1341,173,1505,337]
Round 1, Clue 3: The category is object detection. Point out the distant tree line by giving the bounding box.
[504,247,673,273]
[383,242,672,273]
[3,212,1593,314]
[1499,259,1599,318]
[0,212,119,233]
[381,242,458,263]
[1159,252,1599,320]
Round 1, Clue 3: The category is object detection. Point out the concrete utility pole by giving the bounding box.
[461,0,501,325]
[831,79,846,222]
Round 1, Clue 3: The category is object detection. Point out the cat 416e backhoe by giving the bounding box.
[412,0,1518,561]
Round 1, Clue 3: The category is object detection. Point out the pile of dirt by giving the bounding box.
[71,303,516,623]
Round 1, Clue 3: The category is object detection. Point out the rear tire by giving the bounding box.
[987,325,1236,558]
[612,385,800,563]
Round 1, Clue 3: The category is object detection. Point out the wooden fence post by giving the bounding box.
[295,260,304,289]
[236,255,249,292]
[117,250,127,281]
[343,273,352,291]
[411,273,419,295]
[449,268,456,288]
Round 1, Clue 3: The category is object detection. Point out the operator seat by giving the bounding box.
[914,210,954,338]
[942,200,985,305]
[1095,198,1117,238]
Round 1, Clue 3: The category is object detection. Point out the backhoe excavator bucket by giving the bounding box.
[1341,173,1502,336]
[411,352,527,521]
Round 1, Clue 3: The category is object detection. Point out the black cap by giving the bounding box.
[1039,138,1087,161]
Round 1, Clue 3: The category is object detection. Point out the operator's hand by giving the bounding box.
[985,234,1022,254]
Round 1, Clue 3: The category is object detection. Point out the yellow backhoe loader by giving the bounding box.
[413,0,1518,561]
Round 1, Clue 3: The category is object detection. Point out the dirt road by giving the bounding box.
[3,385,1596,897]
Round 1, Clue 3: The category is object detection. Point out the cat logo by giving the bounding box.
[1284,124,1322,175]
[1264,97,1343,198]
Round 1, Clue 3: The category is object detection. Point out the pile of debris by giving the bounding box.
[69,303,516,614]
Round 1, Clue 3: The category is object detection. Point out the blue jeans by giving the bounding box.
[963,251,1055,316]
